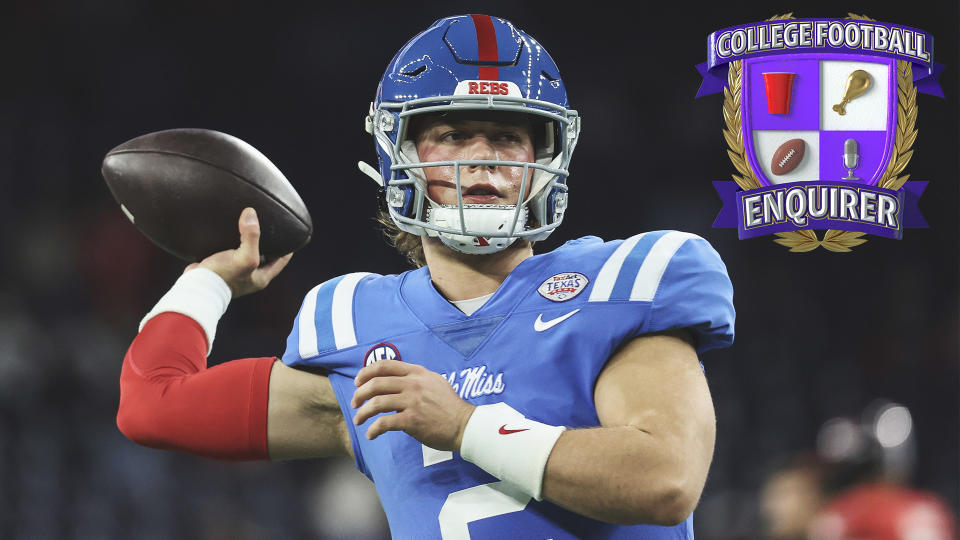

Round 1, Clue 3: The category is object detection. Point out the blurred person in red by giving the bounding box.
[808,401,957,540]
[759,453,827,540]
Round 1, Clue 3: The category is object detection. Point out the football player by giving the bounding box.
[117,15,735,539]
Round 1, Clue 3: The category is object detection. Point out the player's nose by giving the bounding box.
[464,135,497,170]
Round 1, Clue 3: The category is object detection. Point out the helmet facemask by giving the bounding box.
[370,94,580,255]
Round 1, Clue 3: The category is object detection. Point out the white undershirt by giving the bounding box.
[449,293,494,316]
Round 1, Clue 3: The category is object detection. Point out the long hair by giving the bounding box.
[377,210,426,268]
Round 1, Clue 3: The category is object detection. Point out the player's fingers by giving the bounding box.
[236,207,261,269]
[252,253,293,288]
[350,376,406,409]
[366,412,405,440]
[354,359,411,387]
[354,394,406,426]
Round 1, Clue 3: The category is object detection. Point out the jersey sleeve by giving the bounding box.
[642,234,734,352]
[281,272,373,370]
[280,272,377,478]
[117,312,274,461]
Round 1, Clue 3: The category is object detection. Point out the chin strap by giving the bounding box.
[357,161,383,185]
[426,205,528,255]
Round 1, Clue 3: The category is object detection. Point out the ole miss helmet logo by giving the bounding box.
[363,343,401,367]
[454,80,523,97]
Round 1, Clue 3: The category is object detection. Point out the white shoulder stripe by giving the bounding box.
[332,272,372,350]
[298,283,324,359]
[588,233,647,302]
[629,232,699,302]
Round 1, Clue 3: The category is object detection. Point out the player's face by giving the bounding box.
[413,115,535,206]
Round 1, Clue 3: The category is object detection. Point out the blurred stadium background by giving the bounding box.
[0,0,955,538]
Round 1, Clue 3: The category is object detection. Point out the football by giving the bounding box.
[770,138,806,176]
[101,129,313,262]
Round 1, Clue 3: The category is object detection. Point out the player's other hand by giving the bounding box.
[351,360,475,452]
[184,207,293,298]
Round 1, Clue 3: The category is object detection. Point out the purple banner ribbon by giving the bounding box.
[695,19,944,98]
[712,181,927,240]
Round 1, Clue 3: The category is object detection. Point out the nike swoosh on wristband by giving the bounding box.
[499,425,529,435]
[533,309,581,332]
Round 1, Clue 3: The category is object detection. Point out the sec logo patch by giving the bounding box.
[537,272,589,302]
[363,343,401,367]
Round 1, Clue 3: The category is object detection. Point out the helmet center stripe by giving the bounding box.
[469,14,499,80]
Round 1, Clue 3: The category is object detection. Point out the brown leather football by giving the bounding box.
[771,138,806,175]
[101,129,312,262]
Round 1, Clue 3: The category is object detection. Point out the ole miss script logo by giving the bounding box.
[697,13,943,252]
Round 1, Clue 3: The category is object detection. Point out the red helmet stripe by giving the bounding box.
[469,14,499,80]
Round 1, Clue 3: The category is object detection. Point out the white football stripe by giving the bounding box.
[588,233,647,302]
[297,283,324,359]
[629,232,698,302]
[331,272,371,350]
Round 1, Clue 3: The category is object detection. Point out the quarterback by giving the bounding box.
[117,14,735,539]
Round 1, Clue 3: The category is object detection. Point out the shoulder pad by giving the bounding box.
[587,231,701,303]
[291,272,375,361]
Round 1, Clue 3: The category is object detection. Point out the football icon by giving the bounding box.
[771,138,806,175]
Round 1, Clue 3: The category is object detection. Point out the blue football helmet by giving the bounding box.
[359,14,581,254]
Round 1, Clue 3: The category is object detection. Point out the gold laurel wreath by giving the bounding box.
[722,12,919,252]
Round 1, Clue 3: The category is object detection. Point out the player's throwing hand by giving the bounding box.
[351,359,476,452]
[186,207,293,298]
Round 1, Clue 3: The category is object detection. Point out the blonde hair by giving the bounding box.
[377,210,427,268]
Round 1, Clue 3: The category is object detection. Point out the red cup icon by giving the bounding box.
[763,72,795,115]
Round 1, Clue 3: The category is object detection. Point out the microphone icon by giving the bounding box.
[842,138,860,181]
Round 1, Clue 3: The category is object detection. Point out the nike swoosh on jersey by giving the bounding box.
[533,309,581,332]
[498,425,530,435]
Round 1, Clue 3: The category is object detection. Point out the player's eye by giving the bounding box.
[440,131,466,142]
[496,131,524,144]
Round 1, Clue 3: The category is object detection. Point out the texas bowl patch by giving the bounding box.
[537,272,589,302]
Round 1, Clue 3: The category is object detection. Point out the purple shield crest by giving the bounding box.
[697,15,941,251]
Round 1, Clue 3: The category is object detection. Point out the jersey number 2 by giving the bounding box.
[423,444,532,539]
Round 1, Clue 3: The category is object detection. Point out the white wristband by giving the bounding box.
[460,402,566,501]
[139,268,232,354]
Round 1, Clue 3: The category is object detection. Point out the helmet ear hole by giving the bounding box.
[536,121,555,162]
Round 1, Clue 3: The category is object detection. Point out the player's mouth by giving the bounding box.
[462,183,503,203]
[428,180,504,204]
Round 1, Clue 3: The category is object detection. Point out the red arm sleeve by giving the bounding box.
[116,312,275,460]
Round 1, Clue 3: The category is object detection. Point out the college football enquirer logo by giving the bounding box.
[697,13,944,252]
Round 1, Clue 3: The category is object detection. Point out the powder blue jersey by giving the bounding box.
[281,232,735,540]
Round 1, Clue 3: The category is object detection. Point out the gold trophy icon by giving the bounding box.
[832,70,871,115]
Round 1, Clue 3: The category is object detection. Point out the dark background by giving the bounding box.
[0,0,955,538]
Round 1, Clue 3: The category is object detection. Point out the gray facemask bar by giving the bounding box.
[390,161,568,238]
[374,93,580,239]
